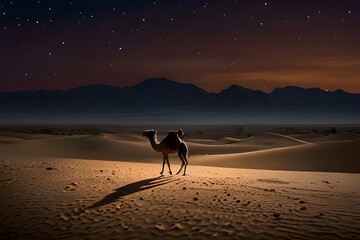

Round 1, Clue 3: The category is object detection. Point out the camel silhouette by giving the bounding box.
[143,129,189,176]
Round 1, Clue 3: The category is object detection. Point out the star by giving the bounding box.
[0,0,359,93]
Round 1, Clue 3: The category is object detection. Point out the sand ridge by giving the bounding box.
[0,131,359,173]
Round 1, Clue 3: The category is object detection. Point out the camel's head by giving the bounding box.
[143,129,157,139]
[177,128,184,140]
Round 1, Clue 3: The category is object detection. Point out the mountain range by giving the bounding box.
[1,78,359,123]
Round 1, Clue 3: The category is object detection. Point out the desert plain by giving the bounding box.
[0,125,359,239]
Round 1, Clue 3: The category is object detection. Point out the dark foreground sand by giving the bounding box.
[0,155,359,240]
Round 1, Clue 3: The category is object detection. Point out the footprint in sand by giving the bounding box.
[273,213,280,219]
[62,182,78,192]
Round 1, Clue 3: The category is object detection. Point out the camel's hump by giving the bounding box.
[167,131,178,137]
[164,131,181,144]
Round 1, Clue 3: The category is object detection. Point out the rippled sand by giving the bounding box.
[1,156,359,239]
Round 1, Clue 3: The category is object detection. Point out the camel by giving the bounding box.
[143,129,188,176]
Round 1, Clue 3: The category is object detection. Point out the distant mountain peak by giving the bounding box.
[220,84,268,96]
[334,89,348,94]
[226,84,247,90]
[272,85,323,93]
[135,77,179,86]
[221,84,251,94]
[1,78,359,122]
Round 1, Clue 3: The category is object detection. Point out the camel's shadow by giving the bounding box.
[88,176,176,209]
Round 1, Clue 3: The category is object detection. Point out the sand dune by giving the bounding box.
[0,156,359,239]
[0,133,154,162]
[191,139,360,173]
[288,133,359,143]
[0,131,359,173]
[0,132,59,140]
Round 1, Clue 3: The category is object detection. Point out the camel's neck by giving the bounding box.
[148,135,161,153]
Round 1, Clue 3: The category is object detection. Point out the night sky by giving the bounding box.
[1,0,360,93]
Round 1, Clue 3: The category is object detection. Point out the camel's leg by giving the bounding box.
[183,151,188,176]
[176,152,185,175]
[182,144,189,176]
[176,165,184,175]
[165,156,172,175]
[160,155,166,175]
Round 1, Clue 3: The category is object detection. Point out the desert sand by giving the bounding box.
[0,129,359,173]
[0,128,359,239]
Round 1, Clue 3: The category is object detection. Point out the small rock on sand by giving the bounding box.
[155,223,166,230]
[173,223,184,230]
[193,197,198,201]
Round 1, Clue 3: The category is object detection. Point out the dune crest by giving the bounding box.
[0,130,359,173]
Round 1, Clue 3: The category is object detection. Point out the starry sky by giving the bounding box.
[1,0,360,93]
